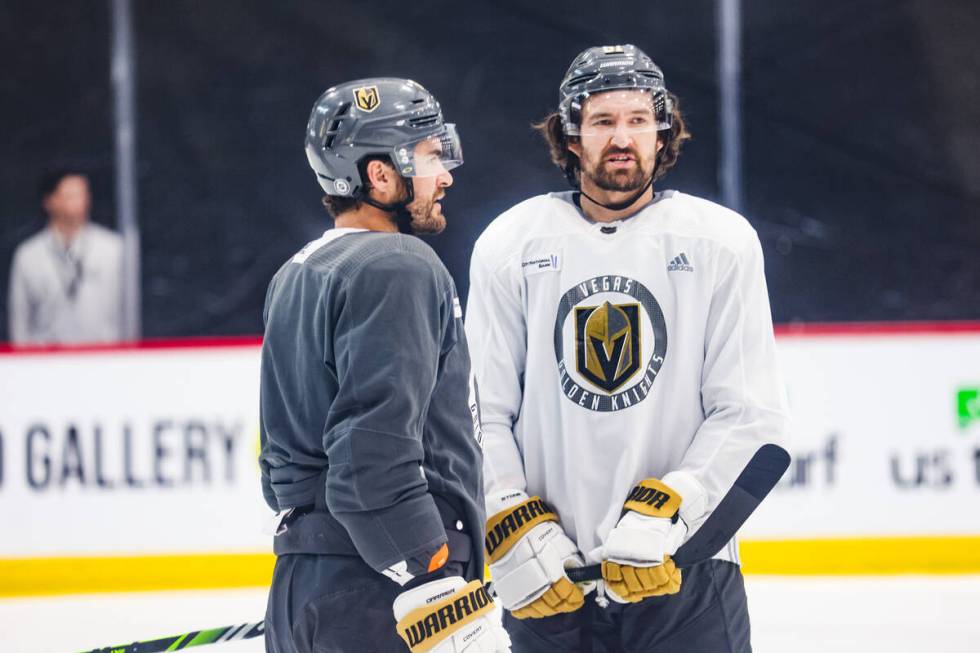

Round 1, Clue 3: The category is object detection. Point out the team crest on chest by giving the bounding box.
[575,302,641,393]
[554,275,667,412]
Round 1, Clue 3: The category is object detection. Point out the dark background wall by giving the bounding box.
[2,0,978,340]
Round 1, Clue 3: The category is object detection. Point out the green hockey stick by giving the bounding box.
[78,620,264,653]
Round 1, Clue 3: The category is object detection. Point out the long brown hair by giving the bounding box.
[533,91,691,186]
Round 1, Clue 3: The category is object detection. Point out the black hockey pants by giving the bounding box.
[264,553,466,653]
[503,560,751,653]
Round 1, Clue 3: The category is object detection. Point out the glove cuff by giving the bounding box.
[661,471,708,526]
[622,477,682,519]
[485,495,558,563]
[393,577,495,653]
[485,488,529,516]
[393,576,467,620]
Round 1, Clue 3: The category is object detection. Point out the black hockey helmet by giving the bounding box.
[558,44,672,135]
[305,78,462,198]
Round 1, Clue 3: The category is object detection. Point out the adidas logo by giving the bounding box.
[667,252,694,272]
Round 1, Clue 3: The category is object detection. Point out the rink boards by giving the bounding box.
[1,325,978,595]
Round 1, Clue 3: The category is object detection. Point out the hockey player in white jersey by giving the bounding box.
[465,45,791,651]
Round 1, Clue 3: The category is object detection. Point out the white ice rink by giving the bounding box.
[3,576,979,653]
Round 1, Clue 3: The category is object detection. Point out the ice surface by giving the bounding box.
[0,589,267,653]
[2,576,978,652]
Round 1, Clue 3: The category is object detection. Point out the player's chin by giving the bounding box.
[603,167,646,192]
[595,174,645,193]
[411,211,447,235]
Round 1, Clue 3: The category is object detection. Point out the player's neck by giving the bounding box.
[578,181,655,223]
[334,206,399,233]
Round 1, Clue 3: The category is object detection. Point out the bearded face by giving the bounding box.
[571,90,663,195]
[581,142,655,193]
[404,134,455,234]
[406,175,447,235]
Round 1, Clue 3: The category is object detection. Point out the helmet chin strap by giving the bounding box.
[576,174,655,213]
[360,178,416,234]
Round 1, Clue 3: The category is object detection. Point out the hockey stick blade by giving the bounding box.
[78,620,265,653]
[567,444,791,583]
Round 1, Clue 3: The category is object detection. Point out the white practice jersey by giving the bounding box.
[465,190,791,564]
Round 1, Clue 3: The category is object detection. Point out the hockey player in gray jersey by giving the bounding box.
[260,78,510,653]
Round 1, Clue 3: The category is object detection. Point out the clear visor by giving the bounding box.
[392,123,463,177]
[565,88,671,136]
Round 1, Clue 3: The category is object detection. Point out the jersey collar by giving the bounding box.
[550,189,675,232]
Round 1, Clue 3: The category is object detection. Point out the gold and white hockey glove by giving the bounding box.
[601,471,707,603]
[484,490,589,619]
[393,576,511,653]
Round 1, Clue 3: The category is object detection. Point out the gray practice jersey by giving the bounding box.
[259,227,485,580]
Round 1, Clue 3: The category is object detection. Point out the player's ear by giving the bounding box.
[366,159,404,203]
[365,159,393,190]
[567,138,582,158]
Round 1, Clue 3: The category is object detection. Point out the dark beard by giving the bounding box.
[388,177,446,234]
[409,196,446,234]
[588,159,650,192]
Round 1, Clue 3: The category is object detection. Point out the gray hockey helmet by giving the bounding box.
[305,78,462,197]
[558,44,672,135]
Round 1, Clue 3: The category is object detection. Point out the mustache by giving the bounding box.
[601,146,640,159]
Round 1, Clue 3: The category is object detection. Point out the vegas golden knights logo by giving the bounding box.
[353,85,380,112]
[554,275,666,412]
[575,301,641,393]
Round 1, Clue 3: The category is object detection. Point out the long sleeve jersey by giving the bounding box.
[259,228,485,579]
[465,191,790,564]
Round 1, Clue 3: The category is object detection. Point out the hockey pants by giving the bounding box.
[265,552,466,653]
[503,559,751,653]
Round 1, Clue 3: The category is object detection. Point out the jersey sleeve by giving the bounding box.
[464,237,529,497]
[324,250,448,580]
[258,275,281,513]
[675,231,791,535]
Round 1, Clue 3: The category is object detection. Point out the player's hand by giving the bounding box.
[485,490,591,619]
[601,554,682,602]
[393,576,511,652]
[601,471,706,603]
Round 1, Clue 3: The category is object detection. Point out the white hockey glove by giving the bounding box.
[601,471,707,603]
[393,576,511,653]
[484,490,590,619]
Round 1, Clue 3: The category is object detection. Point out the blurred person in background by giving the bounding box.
[466,45,790,651]
[7,168,123,346]
[259,78,509,653]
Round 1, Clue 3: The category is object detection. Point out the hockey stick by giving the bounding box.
[78,620,264,653]
[76,445,788,649]
[567,443,791,583]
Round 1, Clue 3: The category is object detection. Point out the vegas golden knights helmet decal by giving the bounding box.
[353,85,380,112]
[576,301,641,393]
[554,275,667,412]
